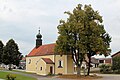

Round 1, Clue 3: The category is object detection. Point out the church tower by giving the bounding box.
[36,28,42,48]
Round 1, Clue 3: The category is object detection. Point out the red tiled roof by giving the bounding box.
[27,43,55,57]
[42,58,54,64]
[111,51,120,57]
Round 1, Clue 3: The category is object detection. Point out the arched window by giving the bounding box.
[40,67,42,70]
[58,60,63,68]
[28,59,31,64]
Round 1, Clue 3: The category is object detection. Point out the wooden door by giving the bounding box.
[50,66,53,74]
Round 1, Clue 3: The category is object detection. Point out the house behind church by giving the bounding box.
[111,51,120,58]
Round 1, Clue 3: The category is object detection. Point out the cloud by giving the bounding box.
[110,36,120,54]
[0,0,120,56]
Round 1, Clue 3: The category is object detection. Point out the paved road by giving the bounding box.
[96,74,120,80]
[1,70,120,80]
[30,73,120,80]
[9,72,120,80]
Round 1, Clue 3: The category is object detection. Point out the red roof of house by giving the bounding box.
[111,51,120,57]
[27,43,55,57]
[42,58,54,64]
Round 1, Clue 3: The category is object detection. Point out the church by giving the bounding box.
[26,29,74,75]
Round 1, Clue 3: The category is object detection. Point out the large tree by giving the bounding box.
[81,4,111,75]
[3,39,22,70]
[0,40,4,64]
[55,4,111,75]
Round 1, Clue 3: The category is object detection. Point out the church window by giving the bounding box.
[28,59,31,64]
[58,60,63,68]
[40,67,42,70]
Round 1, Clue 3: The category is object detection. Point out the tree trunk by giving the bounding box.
[77,65,81,75]
[83,67,86,76]
[87,55,91,75]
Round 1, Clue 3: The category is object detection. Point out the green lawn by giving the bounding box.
[0,71,37,80]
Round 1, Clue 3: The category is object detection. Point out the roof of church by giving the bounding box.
[42,58,54,64]
[27,43,55,57]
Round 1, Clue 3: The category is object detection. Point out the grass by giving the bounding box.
[0,71,37,80]
[58,74,102,80]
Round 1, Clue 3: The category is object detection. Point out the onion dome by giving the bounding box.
[36,29,42,38]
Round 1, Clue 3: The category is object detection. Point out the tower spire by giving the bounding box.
[36,27,42,48]
[38,27,40,34]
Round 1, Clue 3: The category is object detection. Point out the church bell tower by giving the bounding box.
[36,28,42,48]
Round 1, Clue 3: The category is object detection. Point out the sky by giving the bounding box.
[0,0,120,56]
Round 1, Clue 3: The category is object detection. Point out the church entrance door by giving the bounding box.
[50,66,53,74]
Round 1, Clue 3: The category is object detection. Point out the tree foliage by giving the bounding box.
[3,39,22,67]
[55,4,111,75]
[0,40,4,63]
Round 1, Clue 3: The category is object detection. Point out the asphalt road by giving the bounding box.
[96,74,120,80]
[9,72,120,80]
[1,70,120,80]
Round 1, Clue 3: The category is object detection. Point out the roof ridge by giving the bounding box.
[41,43,55,46]
[111,51,120,57]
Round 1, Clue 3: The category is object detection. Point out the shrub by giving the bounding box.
[47,72,55,76]
[58,73,62,75]
[112,70,120,74]
[8,68,12,71]
[48,72,52,76]
[112,56,120,72]
[99,64,111,73]
[6,74,16,80]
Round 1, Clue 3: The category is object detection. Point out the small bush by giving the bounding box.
[6,74,16,80]
[47,72,55,76]
[8,68,12,71]
[48,72,52,76]
[112,56,120,72]
[99,64,111,73]
[58,73,62,75]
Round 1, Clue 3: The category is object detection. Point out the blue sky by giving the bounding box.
[0,0,120,56]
